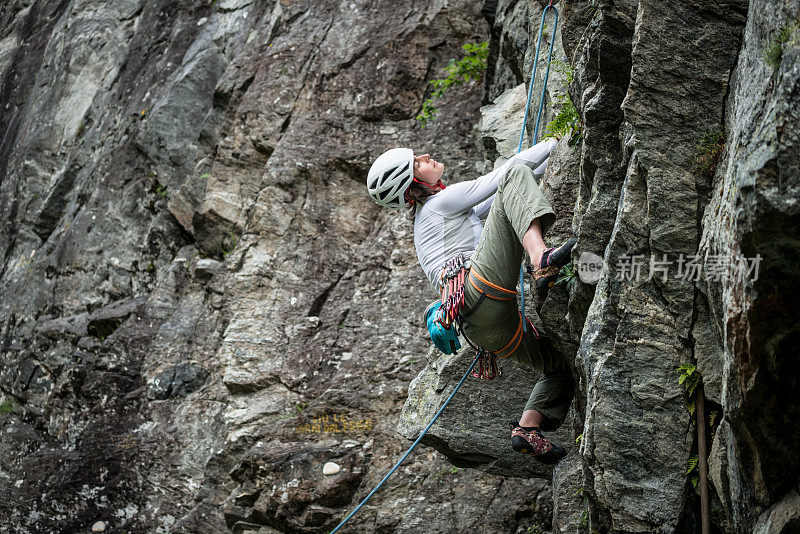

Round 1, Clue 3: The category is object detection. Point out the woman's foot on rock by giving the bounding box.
[537,237,577,271]
[508,420,567,465]
[529,237,577,301]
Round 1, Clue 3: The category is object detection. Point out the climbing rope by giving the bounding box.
[328,351,482,534]
[517,1,559,331]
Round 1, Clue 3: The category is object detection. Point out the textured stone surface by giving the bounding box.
[1,0,798,532]
[397,348,574,479]
[698,0,800,531]
[752,489,800,534]
[552,451,586,534]
[572,0,747,530]
[479,83,529,164]
[0,0,556,532]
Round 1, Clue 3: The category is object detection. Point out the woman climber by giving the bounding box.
[365,138,576,465]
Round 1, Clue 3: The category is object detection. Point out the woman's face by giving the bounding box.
[413,153,444,186]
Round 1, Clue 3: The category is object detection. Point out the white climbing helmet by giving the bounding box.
[366,148,415,209]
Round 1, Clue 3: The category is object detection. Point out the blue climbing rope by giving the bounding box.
[328,351,482,534]
[517,1,559,331]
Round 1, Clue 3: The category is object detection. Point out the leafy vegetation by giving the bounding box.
[578,507,588,529]
[276,402,309,421]
[221,227,239,259]
[416,42,489,129]
[687,454,700,488]
[155,184,169,199]
[693,129,725,178]
[555,263,577,292]
[0,398,22,415]
[433,465,462,482]
[541,60,583,145]
[677,363,701,415]
[541,96,582,143]
[763,21,798,70]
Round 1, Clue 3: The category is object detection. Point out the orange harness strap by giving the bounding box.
[468,270,517,301]
[494,313,524,359]
[461,271,538,368]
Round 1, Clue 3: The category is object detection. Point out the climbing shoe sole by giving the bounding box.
[511,436,567,464]
[509,420,568,465]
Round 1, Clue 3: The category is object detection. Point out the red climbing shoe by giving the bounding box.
[529,237,578,300]
[509,420,567,464]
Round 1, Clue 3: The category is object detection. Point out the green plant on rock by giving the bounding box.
[221,227,239,259]
[555,263,577,292]
[277,402,308,421]
[708,409,720,441]
[0,399,22,415]
[542,60,582,145]
[762,21,799,71]
[416,41,489,129]
[578,507,588,529]
[155,184,169,199]
[552,58,575,86]
[687,454,700,488]
[693,129,725,177]
[677,363,701,415]
[542,95,582,144]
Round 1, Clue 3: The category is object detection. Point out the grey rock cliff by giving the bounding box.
[1,0,798,533]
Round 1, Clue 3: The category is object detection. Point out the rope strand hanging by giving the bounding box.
[328,351,481,533]
[517,2,559,330]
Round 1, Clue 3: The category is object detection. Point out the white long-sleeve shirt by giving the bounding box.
[414,139,557,291]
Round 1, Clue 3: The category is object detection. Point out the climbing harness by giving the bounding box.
[432,253,541,380]
[516,0,559,331]
[431,253,505,379]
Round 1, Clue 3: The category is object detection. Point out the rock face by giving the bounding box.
[0,0,797,533]
[0,0,552,532]
[698,1,800,531]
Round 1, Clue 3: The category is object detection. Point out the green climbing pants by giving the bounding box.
[461,164,574,432]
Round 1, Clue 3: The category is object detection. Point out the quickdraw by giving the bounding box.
[437,253,469,328]
[472,349,502,380]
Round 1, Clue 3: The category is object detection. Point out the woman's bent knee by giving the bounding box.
[500,164,535,191]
